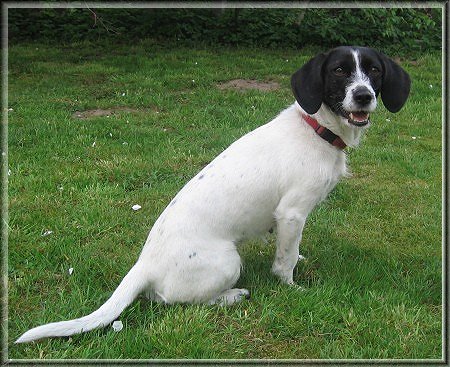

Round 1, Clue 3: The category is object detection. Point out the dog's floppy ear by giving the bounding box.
[377,52,411,113]
[291,53,327,114]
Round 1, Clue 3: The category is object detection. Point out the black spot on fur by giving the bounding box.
[198,174,204,180]
[189,252,197,259]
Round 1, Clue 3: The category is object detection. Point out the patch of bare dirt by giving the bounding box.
[72,106,153,119]
[217,79,280,91]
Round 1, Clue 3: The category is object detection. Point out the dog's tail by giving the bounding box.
[15,261,149,343]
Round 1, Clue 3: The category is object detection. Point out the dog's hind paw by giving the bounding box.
[209,288,250,306]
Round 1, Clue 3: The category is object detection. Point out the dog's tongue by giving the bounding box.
[350,112,369,122]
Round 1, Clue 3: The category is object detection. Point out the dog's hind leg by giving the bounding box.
[151,239,245,305]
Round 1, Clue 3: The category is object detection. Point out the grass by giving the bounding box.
[7,40,442,360]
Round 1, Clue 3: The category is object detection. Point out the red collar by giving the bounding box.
[302,113,347,150]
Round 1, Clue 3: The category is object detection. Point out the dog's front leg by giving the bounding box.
[272,208,306,285]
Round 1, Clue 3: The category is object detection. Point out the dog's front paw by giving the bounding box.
[290,283,306,292]
[272,263,294,285]
[272,269,306,291]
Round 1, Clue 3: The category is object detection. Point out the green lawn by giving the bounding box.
[7,41,442,360]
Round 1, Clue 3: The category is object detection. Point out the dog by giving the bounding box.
[16,46,410,343]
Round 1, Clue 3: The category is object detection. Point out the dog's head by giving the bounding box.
[291,46,411,127]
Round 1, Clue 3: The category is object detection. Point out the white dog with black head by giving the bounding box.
[16,46,410,343]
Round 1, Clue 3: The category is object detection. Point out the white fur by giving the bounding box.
[313,103,369,148]
[342,50,377,114]
[16,101,366,343]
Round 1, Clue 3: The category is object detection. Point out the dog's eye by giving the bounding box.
[370,66,381,75]
[333,67,347,77]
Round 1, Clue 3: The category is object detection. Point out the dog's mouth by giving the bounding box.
[345,111,370,127]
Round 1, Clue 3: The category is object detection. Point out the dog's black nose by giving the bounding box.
[353,87,373,106]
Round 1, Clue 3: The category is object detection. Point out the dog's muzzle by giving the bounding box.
[346,87,375,127]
